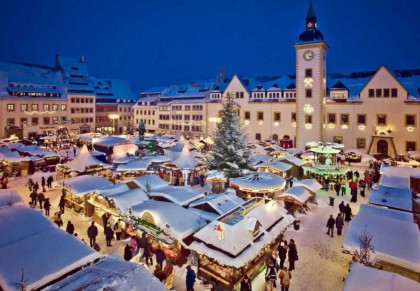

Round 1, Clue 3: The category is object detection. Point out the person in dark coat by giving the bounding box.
[336,213,344,236]
[334,183,340,196]
[163,258,174,279]
[338,201,345,216]
[26,178,34,191]
[29,190,38,208]
[124,242,133,261]
[73,146,77,157]
[43,198,51,216]
[142,242,153,266]
[240,275,252,291]
[354,170,360,180]
[41,176,46,192]
[344,203,352,224]
[105,224,114,247]
[278,241,288,270]
[265,258,278,287]
[33,182,39,193]
[66,221,75,234]
[154,246,166,269]
[186,265,196,291]
[288,239,298,271]
[326,214,335,237]
[47,176,53,188]
[289,176,294,188]
[38,192,45,209]
[102,213,110,234]
[54,214,63,228]
[138,232,148,258]
[153,265,166,282]
[359,179,366,197]
[324,178,330,191]
[58,194,66,213]
[87,221,99,247]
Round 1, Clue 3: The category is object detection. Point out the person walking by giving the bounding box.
[289,176,294,188]
[265,259,278,288]
[47,176,53,188]
[338,201,345,216]
[143,241,153,266]
[334,182,340,196]
[58,194,66,213]
[185,265,196,291]
[278,241,288,269]
[240,275,252,291]
[288,239,298,271]
[54,213,63,228]
[344,203,352,224]
[130,236,138,258]
[155,246,166,269]
[138,232,148,259]
[113,219,123,240]
[263,276,274,291]
[38,192,45,209]
[349,180,358,203]
[153,265,166,282]
[340,180,346,196]
[73,146,77,157]
[124,242,133,261]
[163,258,174,279]
[359,179,367,197]
[102,213,110,234]
[33,182,39,193]
[87,221,98,247]
[44,198,51,216]
[29,190,38,208]
[326,214,335,237]
[324,177,330,191]
[278,266,292,291]
[66,221,75,235]
[105,223,114,247]
[336,213,344,236]
[1,175,8,189]
[26,178,34,191]
[41,176,46,192]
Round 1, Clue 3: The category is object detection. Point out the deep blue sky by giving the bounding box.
[1,0,419,94]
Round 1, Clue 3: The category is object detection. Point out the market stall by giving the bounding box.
[229,172,286,199]
[149,185,204,206]
[116,156,169,179]
[368,185,413,213]
[189,198,294,290]
[255,159,292,177]
[275,186,312,205]
[205,170,228,193]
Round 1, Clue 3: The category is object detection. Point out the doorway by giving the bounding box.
[377,140,388,155]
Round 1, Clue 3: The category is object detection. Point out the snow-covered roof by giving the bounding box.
[255,159,293,172]
[310,146,340,154]
[189,193,245,216]
[191,199,294,267]
[112,143,138,158]
[230,173,286,192]
[343,205,420,272]
[116,158,152,172]
[150,185,204,206]
[61,175,113,196]
[343,263,420,291]
[277,155,305,166]
[276,186,312,204]
[0,207,101,290]
[380,166,420,189]
[368,185,412,212]
[98,188,149,214]
[131,174,168,192]
[170,144,203,170]
[205,170,227,182]
[0,152,30,162]
[130,200,207,241]
[93,136,127,147]
[64,145,111,172]
[92,77,136,101]
[112,156,139,165]
[293,179,323,193]
[44,256,166,291]
[0,189,24,208]
[18,145,59,158]
[250,154,272,166]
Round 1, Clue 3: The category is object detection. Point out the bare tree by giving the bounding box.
[354,225,375,266]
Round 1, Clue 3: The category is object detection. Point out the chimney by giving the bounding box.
[80,55,85,63]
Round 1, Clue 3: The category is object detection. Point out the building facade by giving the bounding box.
[135,2,420,156]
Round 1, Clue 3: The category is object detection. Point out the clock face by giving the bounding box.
[307,22,313,28]
[304,50,314,61]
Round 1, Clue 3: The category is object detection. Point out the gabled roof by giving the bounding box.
[92,77,135,101]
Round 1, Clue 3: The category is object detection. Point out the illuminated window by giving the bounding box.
[377,114,387,126]
[333,136,343,144]
[32,104,38,111]
[7,104,15,111]
[356,138,366,149]
[340,114,349,125]
[20,104,28,111]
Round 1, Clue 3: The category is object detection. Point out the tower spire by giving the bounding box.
[306,0,316,20]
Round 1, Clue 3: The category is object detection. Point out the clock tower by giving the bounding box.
[295,0,328,149]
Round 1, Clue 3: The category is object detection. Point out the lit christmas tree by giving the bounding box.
[207,93,252,178]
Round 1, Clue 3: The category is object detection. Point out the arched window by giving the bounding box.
[255,133,261,141]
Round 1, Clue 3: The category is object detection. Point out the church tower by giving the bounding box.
[295,0,328,148]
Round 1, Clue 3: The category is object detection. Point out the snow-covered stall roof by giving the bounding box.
[170,144,202,170]
[93,136,127,147]
[0,207,101,291]
[368,185,412,212]
[255,159,293,172]
[229,173,286,193]
[205,170,227,182]
[343,205,420,272]
[116,156,170,172]
[277,155,305,167]
[43,256,166,291]
[250,154,272,166]
[150,185,204,206]
[130,200,207,241]
[61,175,113,196]
[276,186,312,205]
[163,142,184,160]
[380,166,420,189]
[131,174,168,192]
[190,199,294,267]
[293,179,323,193]
[19,145,58,158]
[189,193,245,216]
[112,156,139,165]
[0,189,23,208]
[64,145,111,172]
[310,146,340,154]
[343,263,420,291]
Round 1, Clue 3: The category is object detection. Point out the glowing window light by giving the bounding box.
[407,126,414,132]
[329,123,335,129]
[305,123,312,129]
[359,125,365,131]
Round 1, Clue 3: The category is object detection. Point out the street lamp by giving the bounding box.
[109,114,119,134]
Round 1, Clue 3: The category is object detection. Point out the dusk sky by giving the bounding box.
[1,0,419,94]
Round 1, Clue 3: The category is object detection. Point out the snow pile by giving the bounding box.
[0,189,23,208]
[368,185,412,212]
[343,204,420,272]
[343,263,420,291]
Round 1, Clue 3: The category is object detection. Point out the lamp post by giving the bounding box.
[109,114,119,135]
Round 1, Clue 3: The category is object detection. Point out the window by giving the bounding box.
[391,88,398,97]
[406,115,416,126]
[43,104,50,111]
[52,116,59,124]
[406,142,417,151]
[328,114,336,124]
[184,125,190,132]
[356,138,366,149]
[383,89,390,98]
[274,112,281,121]
[185,105,191,111]
[235,92,244,99]
[244,111,250,120]
[20,104,28,111]
[340,114,349,125]
[305,89,312,98]
[305,69,312,78]
[184,115,190,121]
[191,125,202,132]
[32,104,38,111]
[20,118,27,126]
[333,136,343,144]
[377,114,387,126]
[305,115,312,124]
[257,112,264,121]
[61,116,67,122]
[192,105,203,111]
[61,104,67,111]
[291,113,296,122]
[368,89,374,98]
[376,89,382,97]
[7,104,15,111]
[255,133,261,140]
[357,114,366,125]
[43,117,50,125]
[52,104,58,111]
[32,117,38,126]
[6,118,15,126]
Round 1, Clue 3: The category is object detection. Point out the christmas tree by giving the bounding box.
[207,93,252,178]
